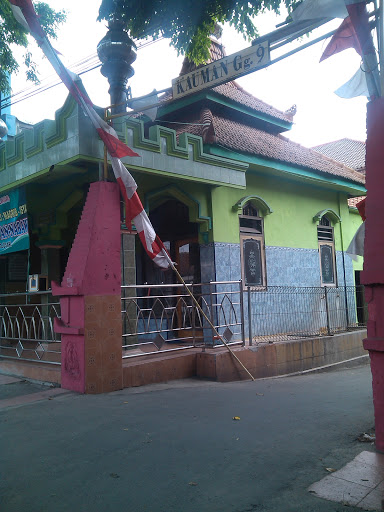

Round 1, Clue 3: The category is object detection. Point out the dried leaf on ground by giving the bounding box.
[357,433,376,442]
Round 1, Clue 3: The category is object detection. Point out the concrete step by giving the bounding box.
[0,358,61,385]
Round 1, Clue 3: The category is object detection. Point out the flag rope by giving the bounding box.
[163,253,255,381]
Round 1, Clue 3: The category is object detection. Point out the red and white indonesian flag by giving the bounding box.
[9,0,171,269]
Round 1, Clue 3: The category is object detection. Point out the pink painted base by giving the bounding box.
[61,336,85,393]
[54,182,123,393]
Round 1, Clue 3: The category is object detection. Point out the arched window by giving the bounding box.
[317,215,337,286]
[239,202,266,288]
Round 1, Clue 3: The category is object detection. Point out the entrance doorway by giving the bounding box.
[137,199,201,285]
[136,199,202,340]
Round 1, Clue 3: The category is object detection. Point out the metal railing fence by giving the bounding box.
[121,281,244,358]
[0,284,365,365]
[0,291,61,364]
[248,285,367,344]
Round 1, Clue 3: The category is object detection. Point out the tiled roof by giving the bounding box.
[165,38,294,125]
[173,109,365,185]
[313,138,366,172]
[211,82,294,123]
[348,196,366,208]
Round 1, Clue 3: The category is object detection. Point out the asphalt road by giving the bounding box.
[0,363,375,512]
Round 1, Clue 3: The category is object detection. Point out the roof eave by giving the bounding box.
[205,144,367,196]
[158,90,293,134]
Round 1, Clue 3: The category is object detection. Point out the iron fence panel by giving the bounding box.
[121,281,244,358]
[0,291,61,364]
[248,285,366,344]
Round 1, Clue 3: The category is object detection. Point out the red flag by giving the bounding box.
[320,16,362,62]
[356,197,366,221]
[9,0,171,269]
[347,2,376,57]
[320,2,375,62]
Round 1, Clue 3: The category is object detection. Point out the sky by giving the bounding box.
[9,0,369,148]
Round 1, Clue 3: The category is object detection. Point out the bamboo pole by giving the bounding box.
[167,257,255,381]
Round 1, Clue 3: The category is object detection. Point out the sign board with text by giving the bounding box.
[172,42,270,100]
[0,187,29,254]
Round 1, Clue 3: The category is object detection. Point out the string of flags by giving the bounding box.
[8,0,171,270]
[293,0,378,99]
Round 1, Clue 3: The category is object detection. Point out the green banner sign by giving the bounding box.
[0,187,29,254]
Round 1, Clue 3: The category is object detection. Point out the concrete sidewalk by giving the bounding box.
[0,362,380,512]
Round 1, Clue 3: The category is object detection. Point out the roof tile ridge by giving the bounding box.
[312,138,346,148]
[225,80,292,118]
[313,137,366,149]
[280,135,366,182]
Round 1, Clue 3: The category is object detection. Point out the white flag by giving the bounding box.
[129,90,159,122]
[291,0,348,21]
[346,222,365,261]
[335,67,369,98]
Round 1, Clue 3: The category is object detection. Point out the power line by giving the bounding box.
[1,36,163,111]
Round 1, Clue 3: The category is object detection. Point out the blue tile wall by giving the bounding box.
[336,252,355,286]
[265,246,320,287]
[200,244,215,282]
[202,243,358,342]
[207,244,356,288]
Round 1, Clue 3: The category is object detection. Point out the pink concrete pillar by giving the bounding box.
[52,181,123,394]
[361,97,384,452]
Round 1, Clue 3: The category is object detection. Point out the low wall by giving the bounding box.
[0,359,61,385]
[196,330,367,382]
[1,330,367,388]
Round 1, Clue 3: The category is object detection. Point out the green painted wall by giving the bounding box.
[210,172,359,253]
[139,168,365,264]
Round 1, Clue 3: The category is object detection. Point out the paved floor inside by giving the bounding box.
[309,450,384,511]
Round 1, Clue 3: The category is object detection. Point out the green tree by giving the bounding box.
[98,0,299,64]
[0,0,66,95]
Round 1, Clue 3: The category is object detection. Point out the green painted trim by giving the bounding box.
[57,189,84,213]
[0,166,51,193]
[159,90,292,132]
[148,125,188,158]
[123,117,248,172]
[25,121,44,158]
[125,163,245,188]
[205,92,292,131]
[145,185,211,232]
[313,209,341,224]
[45,95,77,149]
[232,195,273,215]
[130,120,161,153]
[206,145,367,195]
[6,135,24,167]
